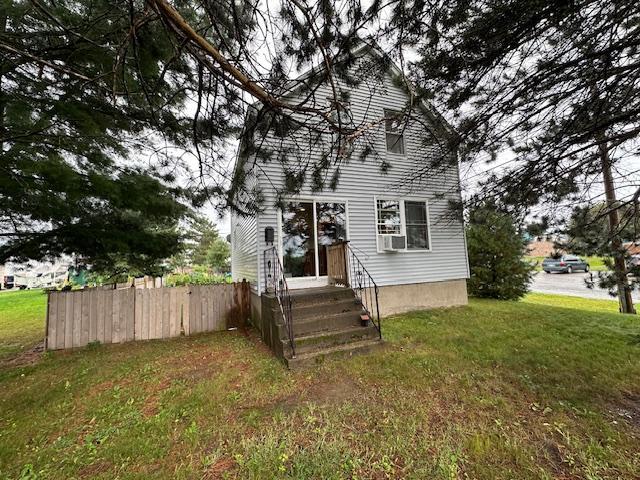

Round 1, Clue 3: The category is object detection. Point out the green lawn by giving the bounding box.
[0,289,47,359]
[526,255,608,271]
[1,290,639,479]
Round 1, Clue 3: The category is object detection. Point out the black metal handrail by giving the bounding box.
[344,242,382,339]
[263,246,295,357]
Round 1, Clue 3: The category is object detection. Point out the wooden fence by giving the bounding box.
[45,282,250,350]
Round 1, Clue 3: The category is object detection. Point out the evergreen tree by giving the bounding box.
[2,0,397,267]
[1,0,198,271]
[189,216,230,271]
[169,215,229,272]
[466,204,533,300]
[564,203,640,257]
[386,0,640,312]
[205,237,231,273]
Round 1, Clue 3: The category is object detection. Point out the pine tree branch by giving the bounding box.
[145,0,344,131]
[0,43,98,83]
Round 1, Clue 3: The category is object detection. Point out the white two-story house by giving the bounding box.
[230,42,469,367]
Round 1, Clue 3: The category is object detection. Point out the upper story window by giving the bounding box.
[384,109,405,155]
[327,97,351,124]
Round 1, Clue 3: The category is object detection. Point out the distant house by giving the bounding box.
[4,260,70,290]
[624,242,640,256]
[527,238,563,258]
[230,43,469,366]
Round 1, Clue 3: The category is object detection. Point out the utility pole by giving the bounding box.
[599,137,636,314]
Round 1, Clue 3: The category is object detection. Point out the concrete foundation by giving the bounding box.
[375,279,468,317]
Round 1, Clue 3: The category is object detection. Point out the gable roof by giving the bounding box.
[248,39,455,139]
[231,40,457,188]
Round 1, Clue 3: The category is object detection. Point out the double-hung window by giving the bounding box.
[327,97,351,125]
[384,109,405,155]
[375,198,430,251]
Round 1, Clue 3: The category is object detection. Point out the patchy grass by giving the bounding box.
[0,289,47,359]
[0,293,639,479]
[526,255,608,271]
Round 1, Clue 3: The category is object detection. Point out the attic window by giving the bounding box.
[327,97,351,124]
[384,109,405,155]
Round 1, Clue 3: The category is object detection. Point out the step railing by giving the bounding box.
[263,246,295,357]
[343,242,382,340]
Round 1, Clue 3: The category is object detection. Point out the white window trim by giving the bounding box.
[374,195,432,253]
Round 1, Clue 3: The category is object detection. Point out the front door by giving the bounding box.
[281,201,347,288]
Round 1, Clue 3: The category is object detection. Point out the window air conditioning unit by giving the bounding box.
[380,234,406,251]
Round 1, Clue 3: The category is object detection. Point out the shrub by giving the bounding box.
[466,204,534,300]
[165,271,231,287]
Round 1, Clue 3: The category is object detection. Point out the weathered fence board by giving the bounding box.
[327,242,349,287]
[46,282,249,350]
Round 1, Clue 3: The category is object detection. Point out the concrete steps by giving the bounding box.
[290,310,362,336]
[289,297,361,320]
[285,338,383,369]
[276,286,382,369]
[284,324,379,356]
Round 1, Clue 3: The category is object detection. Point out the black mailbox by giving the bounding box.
[264,226,274,245]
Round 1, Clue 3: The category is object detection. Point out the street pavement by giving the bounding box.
[530,271,640,301]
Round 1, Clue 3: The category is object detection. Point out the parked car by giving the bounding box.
[2,275,14,289]
[542,255,590,273]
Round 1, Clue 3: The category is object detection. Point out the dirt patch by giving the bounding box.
[78,460,113,478]
[610,391,640,431]
[542,438,566,472]
[306,376,362,405]
[140,344,250,417]
[172,348,249,385]
[0,341,44,368]
[252,374,363,417]
[244,328,274,355]
[141,378,172,417]
[203,456,236,479]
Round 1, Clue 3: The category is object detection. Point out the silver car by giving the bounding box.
[542,255,590,273]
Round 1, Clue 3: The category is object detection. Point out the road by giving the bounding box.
[530,271,640,301]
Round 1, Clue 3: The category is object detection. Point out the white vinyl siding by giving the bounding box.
[230,162,258,284]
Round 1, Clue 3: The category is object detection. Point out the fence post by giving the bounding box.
[133,283,138,341]
[44,290,51,350]
[242,279,250,328]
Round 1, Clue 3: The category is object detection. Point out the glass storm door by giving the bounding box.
[316,202,346,276]
[281,201,346,280]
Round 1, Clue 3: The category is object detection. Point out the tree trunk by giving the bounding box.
[599,138,636,314]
